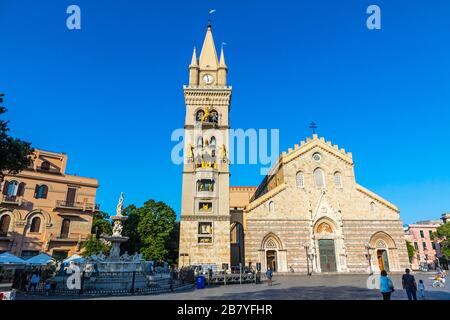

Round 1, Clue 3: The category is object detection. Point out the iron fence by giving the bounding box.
[17,269,196,297]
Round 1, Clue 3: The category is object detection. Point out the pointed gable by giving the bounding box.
[199,26,219,69]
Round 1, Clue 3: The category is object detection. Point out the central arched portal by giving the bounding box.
[314,220,338,273]
[318,239,337,272]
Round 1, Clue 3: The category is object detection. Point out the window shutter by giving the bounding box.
[34,185,39,198]
[42,185,48,199]
[2,181,9,195]
[17,182,26,197]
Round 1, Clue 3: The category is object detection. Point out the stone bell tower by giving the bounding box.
[178,22,232,269]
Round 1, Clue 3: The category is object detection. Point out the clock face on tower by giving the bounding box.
[203,74,214,85]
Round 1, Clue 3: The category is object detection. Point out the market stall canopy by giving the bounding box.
[25,253,55,266]
[0,252,26,265]
[62,254,85,265]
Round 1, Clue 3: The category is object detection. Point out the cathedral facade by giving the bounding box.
[178,24,410,273]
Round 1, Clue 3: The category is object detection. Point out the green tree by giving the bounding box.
[91,211,112,237]
[122,200,177,260]
[81,235,110,257]
[432,222,450,258]
[0,93,34,182]
[405,240,415,263]
[166,221,180,265]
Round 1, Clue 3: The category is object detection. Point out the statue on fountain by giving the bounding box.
[112,220,123,236]
[101,192,130,261]
[116,192,124,217]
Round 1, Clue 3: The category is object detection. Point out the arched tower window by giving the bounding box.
[314,168,325,188]
[334,172,343,189]
[210,136,216,147]
[296,171,304,188]
[0,215,11,234]
[196,136,203,148]
[210,110,219,124]
[30,216,41,233]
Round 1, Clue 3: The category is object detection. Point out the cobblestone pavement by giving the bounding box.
[17,272,450,300]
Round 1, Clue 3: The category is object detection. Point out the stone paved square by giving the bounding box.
[18,273,450,300]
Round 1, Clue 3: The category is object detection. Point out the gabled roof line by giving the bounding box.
[244,183,286,213]
[282,134,353,166]
[356,184,399,212]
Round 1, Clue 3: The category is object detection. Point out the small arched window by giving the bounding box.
[60,219,70,238]
[296,171,304,188]
[196,136,203,148]
[30,216,41,233]
[210,110,219,124]
[40,161,50,171]
[370,202,376,213]
[210,136,216,147]
[196,110,205,122]
[269,201,275,213]
[314,168,325,188]
[35,185,48,199]
[0,215,11,234]
[334,172,343,189]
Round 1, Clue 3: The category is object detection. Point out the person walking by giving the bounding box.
[379,270,394,300]
[27,271,40,294]
[266,267,273,286]
[418,279,425,299]
[402,268,418,300]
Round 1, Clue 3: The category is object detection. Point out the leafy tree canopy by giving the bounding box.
[0,93,34,181]
[432,222,450,258]
[91,211,112,237]
[81,235,111,257]
[122,200,177,261]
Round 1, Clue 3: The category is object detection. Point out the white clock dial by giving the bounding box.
[203,74,214,84]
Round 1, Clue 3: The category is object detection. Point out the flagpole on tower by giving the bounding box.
[208,9,216,28]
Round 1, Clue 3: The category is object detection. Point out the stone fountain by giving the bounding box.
[102,192,129,261]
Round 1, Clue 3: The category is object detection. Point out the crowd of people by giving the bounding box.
[379,268,446,300]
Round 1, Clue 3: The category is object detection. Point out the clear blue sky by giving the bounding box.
[1,1,449,224]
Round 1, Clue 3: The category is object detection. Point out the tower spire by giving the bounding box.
[219,45,226,66]
[199,23,219,69]
[190,47,198,66]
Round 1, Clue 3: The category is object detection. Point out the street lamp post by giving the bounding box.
[304,243,311,276]
[365,243,372,274]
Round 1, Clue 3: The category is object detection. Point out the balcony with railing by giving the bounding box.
[0,195,23,206]
[55,200,100,212]
[49,232,85,243]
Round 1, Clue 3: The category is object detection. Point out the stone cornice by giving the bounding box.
[4,172,98,188]
[181,215,230,221]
